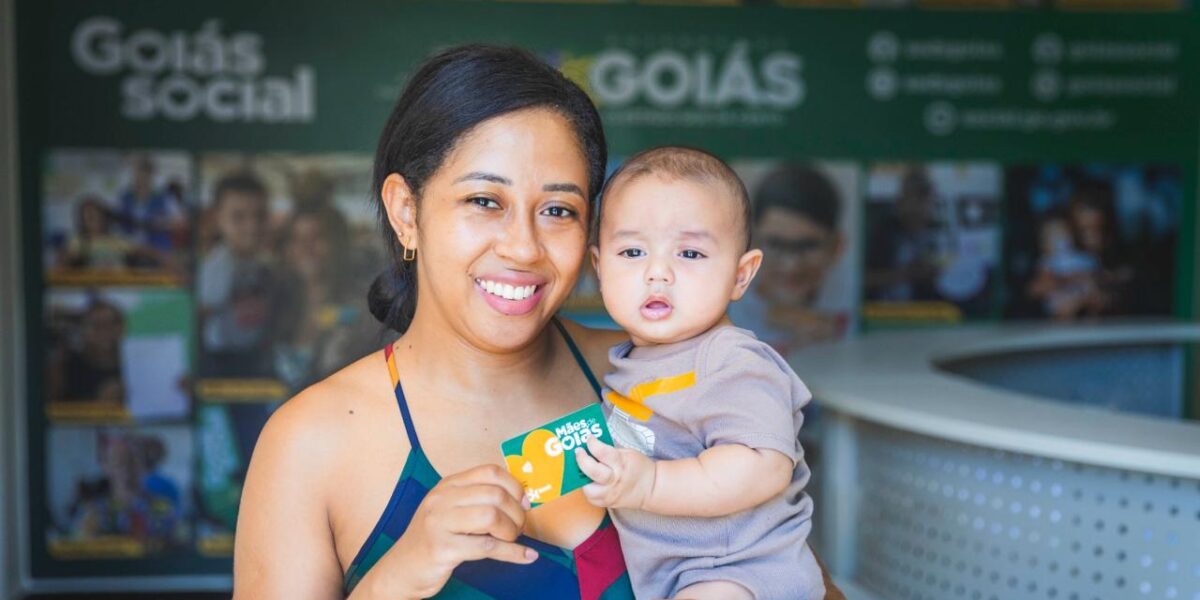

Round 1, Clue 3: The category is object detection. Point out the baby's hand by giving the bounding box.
[575,436,656,510]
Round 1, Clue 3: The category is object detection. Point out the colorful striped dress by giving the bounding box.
[342,320,635,599]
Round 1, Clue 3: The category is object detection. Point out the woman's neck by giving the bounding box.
[396,310,561,401]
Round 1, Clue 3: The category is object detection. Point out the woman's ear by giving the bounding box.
[382,173,418,250]
[731,249,764,302]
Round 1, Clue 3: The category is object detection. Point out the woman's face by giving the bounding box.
[399,108,591,352]
[753,206,842,307]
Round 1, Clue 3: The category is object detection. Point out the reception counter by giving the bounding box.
[795,323,1200,600]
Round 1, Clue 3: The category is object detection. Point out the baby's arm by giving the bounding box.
[578,329,807,517]
[576,438,792,517]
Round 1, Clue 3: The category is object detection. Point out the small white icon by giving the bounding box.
[924,101,957,136]
[1031,69,1062,102]
[867,67,899,101]
[523,461,534,474]
[1032,33,1064,64]
[868,31,900,63]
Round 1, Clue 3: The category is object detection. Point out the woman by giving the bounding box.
[234,45,842,599]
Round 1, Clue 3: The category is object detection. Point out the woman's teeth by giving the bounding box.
[476,279,537,301]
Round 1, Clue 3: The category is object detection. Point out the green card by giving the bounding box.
[501,403,613,507]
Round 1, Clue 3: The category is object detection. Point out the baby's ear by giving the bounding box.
[731,249,763,301]
[589,245,601,276]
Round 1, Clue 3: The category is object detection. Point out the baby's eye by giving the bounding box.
[469,197,500,209]
[619,248,645,258]
[680,249,706,259]
[542,205,577,219]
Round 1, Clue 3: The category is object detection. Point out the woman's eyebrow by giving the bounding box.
[453,172,584,198]
[455,171,511,185]
[543,182,585,198]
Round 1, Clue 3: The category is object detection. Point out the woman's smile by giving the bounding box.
[474,274,548,316]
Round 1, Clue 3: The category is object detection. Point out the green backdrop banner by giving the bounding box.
[17,0,1199,583]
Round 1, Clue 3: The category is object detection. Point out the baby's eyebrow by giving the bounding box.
[677,230,716,243]
[611,229,643,240]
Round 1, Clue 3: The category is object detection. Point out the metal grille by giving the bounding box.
[854,423,1200,600]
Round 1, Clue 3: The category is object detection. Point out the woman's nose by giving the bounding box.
[494,212,543,265]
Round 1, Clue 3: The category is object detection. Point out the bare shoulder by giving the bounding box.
[262,350,392,463]
[234,349,396,599]
[556,318,628,377]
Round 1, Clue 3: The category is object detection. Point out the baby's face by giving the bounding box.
[594,174,755,346]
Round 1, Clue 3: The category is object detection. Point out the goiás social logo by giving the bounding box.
[71,17,315,123]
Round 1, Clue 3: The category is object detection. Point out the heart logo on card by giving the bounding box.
[503,428,564,505]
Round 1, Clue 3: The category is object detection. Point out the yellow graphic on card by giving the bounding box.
[504,429,566,505]
[605,371,696,422]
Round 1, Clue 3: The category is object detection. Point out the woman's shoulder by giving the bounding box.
[556,317,628,376]
[251,348,399,486]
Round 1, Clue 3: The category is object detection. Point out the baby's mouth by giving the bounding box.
[640,297,673,321]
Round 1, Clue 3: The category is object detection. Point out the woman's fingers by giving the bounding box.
[455,534,539,565]
[446,504,523,542]
[456,482,528,527]
[445,464,526,503]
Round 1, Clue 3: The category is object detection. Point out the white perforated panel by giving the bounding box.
[853,423,1200,600]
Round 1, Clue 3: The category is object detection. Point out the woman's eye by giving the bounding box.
[469,197,500,209]
[542,205,577,219]
[680,249,706,259]
[619,248,645,258]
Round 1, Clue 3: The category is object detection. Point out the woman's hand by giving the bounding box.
[353,464,539,599]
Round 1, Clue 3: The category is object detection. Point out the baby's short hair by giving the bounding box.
[596,146,752,250]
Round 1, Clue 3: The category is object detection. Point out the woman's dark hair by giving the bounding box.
[752,165,841,233]
[367,44,607,333]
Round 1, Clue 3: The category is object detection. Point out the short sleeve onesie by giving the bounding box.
[601,325,825,600]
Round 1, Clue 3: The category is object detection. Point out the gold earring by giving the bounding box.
[402,238,416,262]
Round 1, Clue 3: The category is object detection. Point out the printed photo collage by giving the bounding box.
[41,149,392,560]
[39,151,1183,562]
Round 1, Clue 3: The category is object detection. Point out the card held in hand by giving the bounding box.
[501,403,613,507]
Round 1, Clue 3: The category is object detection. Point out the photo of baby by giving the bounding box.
[1004,165,1181,320]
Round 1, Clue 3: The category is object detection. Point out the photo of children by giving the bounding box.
[196,154,389,393]
[863,162,1001,323]
[1004,165,1181,320]
[46,425,193,558]
[44,289,192,422]
[42,150,192,286]
[729,161,861,355]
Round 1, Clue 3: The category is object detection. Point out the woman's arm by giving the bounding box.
[234,376,539,599]
[233,390,346,599]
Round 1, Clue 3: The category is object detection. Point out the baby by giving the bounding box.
[575,147,825,600]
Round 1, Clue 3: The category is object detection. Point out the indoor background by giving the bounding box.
[1,0,1198,599]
